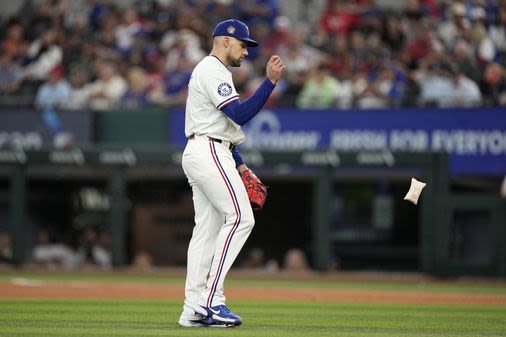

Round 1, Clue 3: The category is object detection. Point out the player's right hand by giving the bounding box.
[266,55,286,84]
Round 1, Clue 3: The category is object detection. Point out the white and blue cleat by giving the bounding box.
[200,305,242,326]
[178,316,235,328]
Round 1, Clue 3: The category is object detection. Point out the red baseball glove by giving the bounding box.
[241,169,268,211]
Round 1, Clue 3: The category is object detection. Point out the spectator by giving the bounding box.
[34,64,73,148]
[32,228,79,270]
[14,0,36,29]
[124,31,157,69]
[501,175,506,198]
[451,39,481,83]
[234,0,280,28]
[349,30,369,74]
[283,248,310,272]
[35,65,71,108]
[262,15,292,55]
[25,0,59,39]
[437,2,469,48]
[471,22,496,64]
[22,28,62,81]
[307,20,331,52]
[281,24,324,66]
[417,61,451,107]
[336,73,354,109]
[319,0,363,36]
[489,6,506,59]
[400,67,421,108]
[63,32,94,79]
[481,62,506,107]
[77,226,111,269]
[115,6,143,53]
[438,63,483,108]
[380,14,406,55]
[94,231,112,269]
[65,39,94,85]
[161,29,205,72]
[0,51,23,94]
[0,231,12,264]
[149,56,191,108]
[405,22,442,67]
[206,0,236,28]
[120,66,150,109]
[95,13,121,61]
[296,63,340,109]
[327,35,352,80]
[85,60,127,110]
[276,41,309,103]
[241,247,279,273]
[66,66,92,110]
[144,55,165,94]
[402,0,424,42]
[241,247,266,269]
[0,0,504,110]
[87,0,115,31]
[1,23,25,59]
[277,26,322,103]
[132,251,154,271]
[354,66,396,109]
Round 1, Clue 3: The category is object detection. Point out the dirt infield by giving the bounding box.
[1,279,505,306]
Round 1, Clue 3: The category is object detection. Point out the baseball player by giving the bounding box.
[178,19,285,328]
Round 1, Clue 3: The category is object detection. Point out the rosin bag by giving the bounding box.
[404,178,427,205]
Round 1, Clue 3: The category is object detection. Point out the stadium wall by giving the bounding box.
[0,107,505,276]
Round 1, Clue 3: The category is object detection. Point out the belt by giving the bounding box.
[188,134,236,151]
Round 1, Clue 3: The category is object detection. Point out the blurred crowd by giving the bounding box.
[0,0,505,111]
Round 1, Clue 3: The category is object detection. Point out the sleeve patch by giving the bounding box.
[217,82,233,97]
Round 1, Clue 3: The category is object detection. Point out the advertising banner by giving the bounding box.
[0,108,93,149]
[169,107,506,175]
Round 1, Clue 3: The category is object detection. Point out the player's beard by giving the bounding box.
[230,59,241,67]
[227,51,242,67]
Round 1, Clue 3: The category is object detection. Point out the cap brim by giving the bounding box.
[240,38,259,47]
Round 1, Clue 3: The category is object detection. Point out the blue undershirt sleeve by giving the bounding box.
[221,78,275,126]
[231,147,244,167]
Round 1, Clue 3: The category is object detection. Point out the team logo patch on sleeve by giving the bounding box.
[217,83,233,97]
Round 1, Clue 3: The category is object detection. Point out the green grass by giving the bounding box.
[1,273,505,336]
[0,299,505,337]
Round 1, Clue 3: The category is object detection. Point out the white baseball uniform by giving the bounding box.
[179,55,255,321]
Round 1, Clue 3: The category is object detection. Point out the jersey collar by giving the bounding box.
[209,54,227,69]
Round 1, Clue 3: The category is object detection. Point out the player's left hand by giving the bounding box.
[241,169,268,211]
[266,55,286,84]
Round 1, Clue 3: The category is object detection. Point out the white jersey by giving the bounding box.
[185,55,245,144]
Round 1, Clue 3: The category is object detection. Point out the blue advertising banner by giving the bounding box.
[169,108,506,175]
[0,108,92,149]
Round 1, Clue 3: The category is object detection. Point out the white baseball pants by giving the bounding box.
[179,134,255,320]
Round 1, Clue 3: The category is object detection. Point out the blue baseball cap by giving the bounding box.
[212,19,259,47]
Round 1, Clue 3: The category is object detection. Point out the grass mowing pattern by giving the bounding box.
[0,299,505,337]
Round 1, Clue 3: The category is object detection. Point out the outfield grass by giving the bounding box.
[1,272,505,336]
[0,299,505,337]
